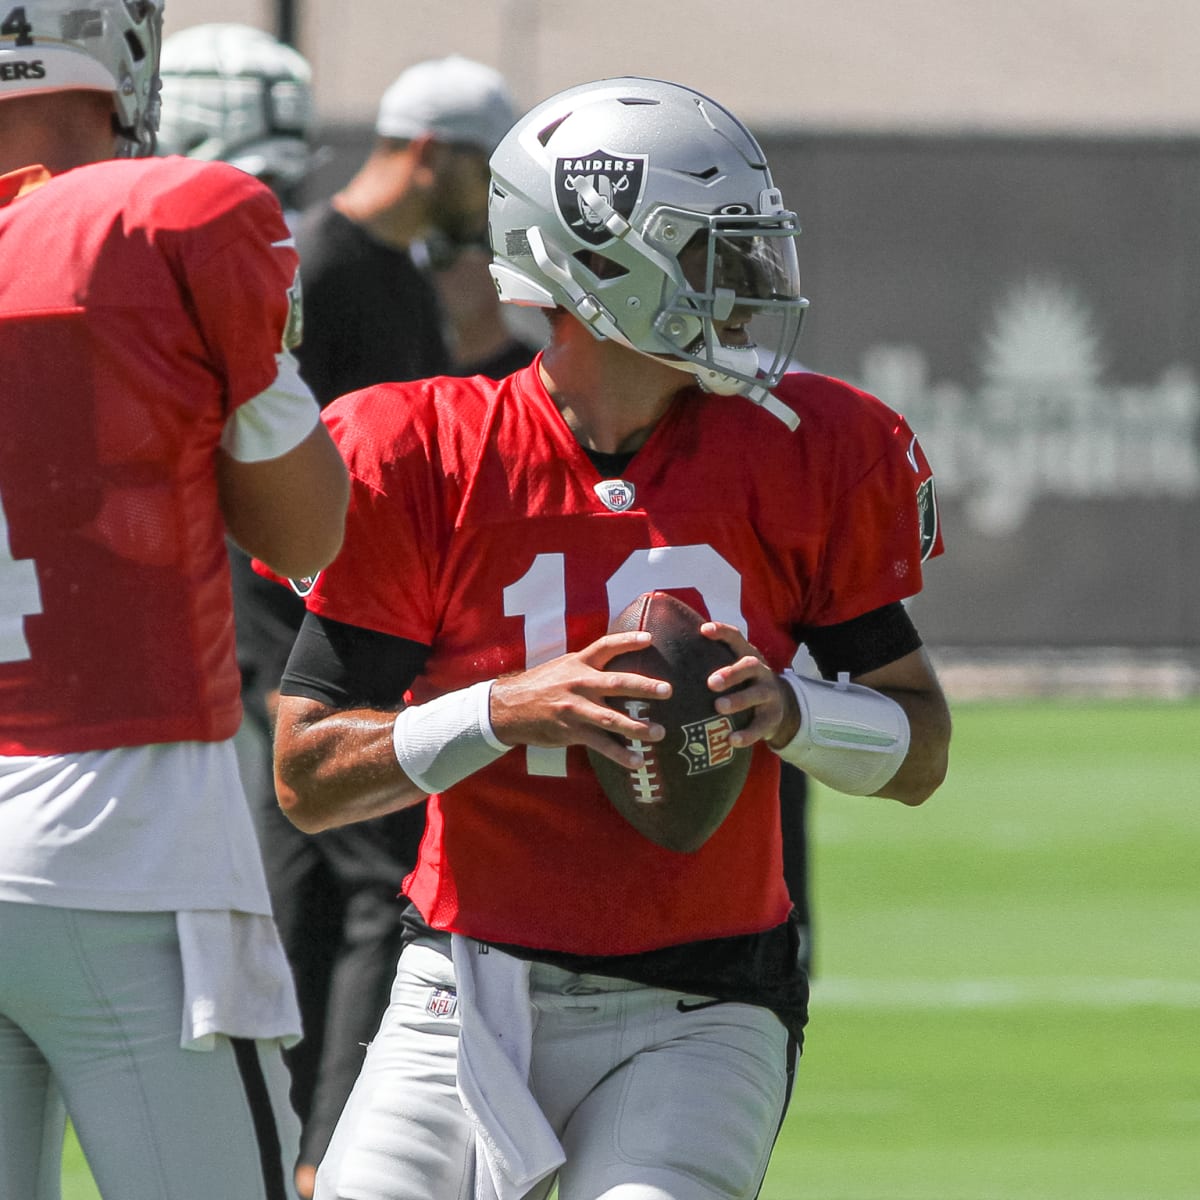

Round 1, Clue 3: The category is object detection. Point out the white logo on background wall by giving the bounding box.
[860,277,1200,535]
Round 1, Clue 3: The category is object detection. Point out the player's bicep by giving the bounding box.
[853,645,942,696]
[218,419,348,579]
[281,612,430,709]
[802,601,922,680]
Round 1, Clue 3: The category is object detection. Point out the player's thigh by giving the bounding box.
[19,907,299,1200]
[78,1033,300,1200]
[315,942,473,1200]
[558,1002,789,1200]
[0,1009,67,1200]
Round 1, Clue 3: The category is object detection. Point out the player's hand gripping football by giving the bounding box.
[489,630,670,769]
[700,621,801,750]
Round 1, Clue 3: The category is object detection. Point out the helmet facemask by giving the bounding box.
[638,201,807,397]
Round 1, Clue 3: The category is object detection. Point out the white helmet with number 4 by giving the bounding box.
[0,0,163,156]
[156,23,313,192]
[488,77,808,420]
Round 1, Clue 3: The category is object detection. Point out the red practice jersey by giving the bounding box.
[0,157,298,755]
[306,362,943,955]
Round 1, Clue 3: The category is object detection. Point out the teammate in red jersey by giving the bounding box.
[0,4,348,1198]
[273,77,951,1200]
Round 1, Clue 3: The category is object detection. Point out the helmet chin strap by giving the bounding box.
[686,357,802,431]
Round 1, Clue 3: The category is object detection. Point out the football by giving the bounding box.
[586,591,753,853]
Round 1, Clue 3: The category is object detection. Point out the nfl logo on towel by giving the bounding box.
[426,988,458,1018]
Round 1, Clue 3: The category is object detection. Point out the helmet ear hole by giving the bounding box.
[573,251,628,281]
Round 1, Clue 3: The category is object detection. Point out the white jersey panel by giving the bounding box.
[0,740,273,914]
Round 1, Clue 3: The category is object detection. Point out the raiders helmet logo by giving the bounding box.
[917,477,939,562]
[555,149,647,246]
[593,479,637,512]
[279,266,304,351]
[679,715,738,775]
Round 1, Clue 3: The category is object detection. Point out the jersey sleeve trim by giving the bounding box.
[220,351,320,462]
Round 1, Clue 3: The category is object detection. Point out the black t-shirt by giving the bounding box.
[233,204,454,731]
[293,203,452,406]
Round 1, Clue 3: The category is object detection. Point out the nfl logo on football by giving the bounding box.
[679,716,737,775]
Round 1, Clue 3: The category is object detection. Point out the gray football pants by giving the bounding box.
[315,937,791,1200]
[0,903,300,1200]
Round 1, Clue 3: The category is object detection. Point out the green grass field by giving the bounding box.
[61,700,1199,1200]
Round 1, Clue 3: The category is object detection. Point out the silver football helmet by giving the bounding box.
[0,0,163,155]
[157,23,313,191]
[489,77,808,417]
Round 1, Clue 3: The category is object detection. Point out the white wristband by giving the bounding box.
[391,680,509,795]
[774,670,911,795]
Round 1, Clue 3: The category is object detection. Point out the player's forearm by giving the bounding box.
[764,646,950,806]
[274,701,427,833]
[833,646,950,806]
[866,684,951,804]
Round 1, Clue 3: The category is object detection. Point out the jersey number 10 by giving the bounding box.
[503,544,745,777]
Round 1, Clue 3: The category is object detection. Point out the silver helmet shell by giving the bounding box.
[0,0,163,156]
[488,77,807,406]
[157,22,313,190]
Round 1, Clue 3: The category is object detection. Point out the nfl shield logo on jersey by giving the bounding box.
[678,715,737,775]
[593,479,636,512]
[426,988,457,1019]
[288,572,320,598]
[555,149,647,246]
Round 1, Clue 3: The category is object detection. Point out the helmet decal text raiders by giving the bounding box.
[554,150,646,246]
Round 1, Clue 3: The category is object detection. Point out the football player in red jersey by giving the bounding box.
[272,77,951,1200]
[0,4,348,1198]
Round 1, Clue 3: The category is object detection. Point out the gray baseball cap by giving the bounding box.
[375,54,516,154]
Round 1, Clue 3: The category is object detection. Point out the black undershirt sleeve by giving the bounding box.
[281,602,920,707]
[281,600,918,708]
[280,612,430,709]
[801,602,923,680]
